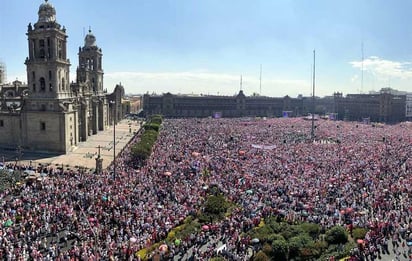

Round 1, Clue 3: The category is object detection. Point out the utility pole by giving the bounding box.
[311,50,316,140]
[259,64,262,95]
[110,100,116,181]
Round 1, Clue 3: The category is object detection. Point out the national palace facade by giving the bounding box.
[143,88,412,123]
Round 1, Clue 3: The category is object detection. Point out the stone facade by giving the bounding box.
[0,1,125,153]
[143,89,409,123]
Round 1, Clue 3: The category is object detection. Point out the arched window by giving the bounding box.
[62,78,65,90]
[40,77,46,91]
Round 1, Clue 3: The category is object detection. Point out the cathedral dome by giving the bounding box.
[38,0,56,23]
[84,29,97,47]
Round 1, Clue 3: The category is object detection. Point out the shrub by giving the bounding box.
[262,243,273,256]
[280,225,301,240]
[144,123,160,132]
[299,222,321,239]
[253,251,270,261]
[288,234,313,259]
[352,227,368,240]
[271,239,288,261]
[325,226,348,245]
[150,115,163,124]
[203,194,229,220]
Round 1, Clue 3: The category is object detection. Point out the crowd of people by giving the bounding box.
[0,117,411,260]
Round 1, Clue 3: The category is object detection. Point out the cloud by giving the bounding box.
[350,74,358,83]
[104,71,309,97]
[350,56,412,79]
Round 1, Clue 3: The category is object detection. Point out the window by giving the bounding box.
[47,38,51,58]
[0,120,4,127]
[40,77,46,91]
[32,71,35,81]
[58,40,63,59]
[39,49,45,59]
[40,122,46,131]
[49,71,52,80]
[33,83,36,92]
[39,39,45,59]
[62,77,65,90]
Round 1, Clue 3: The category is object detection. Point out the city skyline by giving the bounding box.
[1,0,412,97]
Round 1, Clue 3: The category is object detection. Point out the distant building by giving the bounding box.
[143,89,410,123]
[0,1,125,153]
[124,95,143,114]
[143,90,325,118]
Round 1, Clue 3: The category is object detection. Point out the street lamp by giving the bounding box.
[110,100,116,181]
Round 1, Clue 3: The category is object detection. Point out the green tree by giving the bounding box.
[261,243,273,256]
[203,194,229,221]
[280,224,301,240]
[272,239,288,261]
[352,227,368,240]
[144,123,160,132]
[150,114,163,124]
[325,226,348,245]
[299,222,320,239]
[288,234,312,259]
[253,251,270,261]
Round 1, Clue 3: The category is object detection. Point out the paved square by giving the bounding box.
[2,119,142,170]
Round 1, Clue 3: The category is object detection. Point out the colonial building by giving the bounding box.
[0,0,125,153]
[143,89,410,123]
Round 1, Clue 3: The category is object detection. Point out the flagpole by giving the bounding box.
[311,50,316,140]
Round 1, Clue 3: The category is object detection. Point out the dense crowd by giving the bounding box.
[0,118,411,260]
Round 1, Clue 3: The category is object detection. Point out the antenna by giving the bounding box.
[259,64,262,95]
[361,41,364,94]
[240,75,243,91]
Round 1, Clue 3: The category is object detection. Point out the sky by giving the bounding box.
[1,0,412,97]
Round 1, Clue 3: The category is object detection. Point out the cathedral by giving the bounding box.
[0,0,125,153]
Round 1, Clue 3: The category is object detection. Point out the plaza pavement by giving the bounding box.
[2,119,142,171]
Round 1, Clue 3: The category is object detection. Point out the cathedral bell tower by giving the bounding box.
[21,0,78,153]
[25,0,71,99]
[77,29,104,95]
[76,29,107,139]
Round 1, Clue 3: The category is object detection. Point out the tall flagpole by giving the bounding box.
[311,50,316,140]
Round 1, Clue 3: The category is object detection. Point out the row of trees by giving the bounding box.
[249,216,364,260]
[130,115,163,167]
